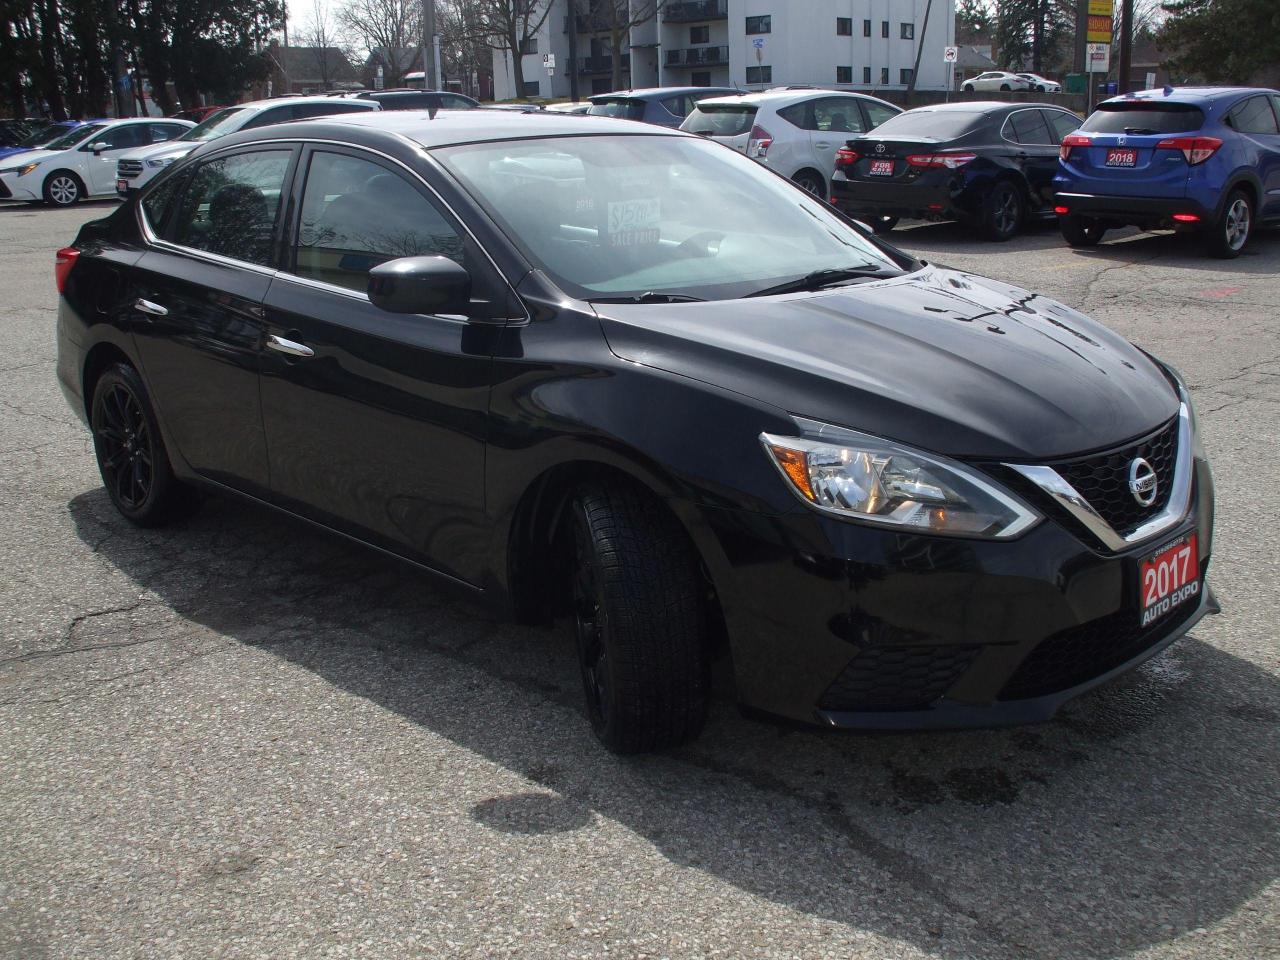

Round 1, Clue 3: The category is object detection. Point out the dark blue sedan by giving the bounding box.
[1054,86,1280,258]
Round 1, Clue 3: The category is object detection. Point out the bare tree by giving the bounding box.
[575,0,667,91]
[438,0,494,97]
[295,0,356,89]
[338,0,421,87]
[475,0,553,99]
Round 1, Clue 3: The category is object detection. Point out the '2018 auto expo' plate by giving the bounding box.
[1139,533,1198,627]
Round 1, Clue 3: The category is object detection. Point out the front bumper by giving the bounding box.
[0,172,37,201]
[704,456,1216,729]
[1053,191,1213,227]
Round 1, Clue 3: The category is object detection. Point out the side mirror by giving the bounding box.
[90,141,109,153]
[368,255,471,315]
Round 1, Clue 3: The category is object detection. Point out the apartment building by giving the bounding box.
[493,0,957,100]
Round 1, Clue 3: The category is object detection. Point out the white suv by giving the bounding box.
[680,89,900,197]
[115,96,380,196]
[961,72,1033,92]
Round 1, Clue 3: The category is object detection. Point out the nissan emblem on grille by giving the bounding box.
[1128,457,1158,506]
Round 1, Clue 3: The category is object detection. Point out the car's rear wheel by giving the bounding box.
[1205,189,1252,259]
[1060,214,1107,247]
[871,215,900,234]
[43,170,83,206]
[980,181,1024,241]
[91,363,198,527]
[1000,83,1012,91]
[569,482,708,753]
[792,170,826,197]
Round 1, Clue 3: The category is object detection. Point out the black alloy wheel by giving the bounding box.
[91,363,197,526]
[569,483,708,753]
[981,181,1024,241]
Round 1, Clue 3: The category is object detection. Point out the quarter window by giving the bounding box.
[864,101,899,128]
[1229,96,1279,135]
[745,15,770,34]
[141,176,182,234]
[170,149,292,267]
[1045,110,1081,144]
[293,150,464,294]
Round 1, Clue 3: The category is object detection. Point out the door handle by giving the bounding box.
[266,333,314,359]
[134,298,168,317]
[815,141,832,149]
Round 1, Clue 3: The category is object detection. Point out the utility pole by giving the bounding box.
[423,0,437,90]
[906,0,933,106]
[1117,0,1133,93]
[1073,0,1088,74]
[567,0,580,101]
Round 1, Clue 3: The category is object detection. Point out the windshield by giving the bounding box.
[179,107,248,142]
[17,123,59,147]
[1081,102,1205,134]
[682,104,756,137]
[45,123,104,150]
[860,110,984,139]
[437,134,906,301]
[587,99,645,121]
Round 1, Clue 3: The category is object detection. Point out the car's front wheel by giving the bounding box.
[569,482,708,753]
[980,181,1024,241]
[1205,189,1252,259]
[43,170,83,206]
[91,363,198,526]
[1060,214,1107,247]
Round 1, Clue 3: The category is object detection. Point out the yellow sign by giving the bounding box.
[1087,13,1113,43]
[1088,0,1113,15]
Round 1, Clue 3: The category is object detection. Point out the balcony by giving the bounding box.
[579,54,631,75]
[663,0,728,22]
[663,45,728,67]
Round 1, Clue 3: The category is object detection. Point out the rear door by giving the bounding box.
[1002,108,1060,207]
[806,96,869,179]
[129,145,297,496]
[259,145,508,584]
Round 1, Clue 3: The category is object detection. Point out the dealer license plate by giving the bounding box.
[869,159,894,176]
[116,179,128,193]
[1139,533,1199,627]
[1105,148,1137,167]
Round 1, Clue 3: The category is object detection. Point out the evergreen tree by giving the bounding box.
[1159,0,1280,83]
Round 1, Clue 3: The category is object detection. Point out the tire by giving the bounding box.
[962,84,974,93]
[43,170,83,206]
[90,362,199,527]
[1205,188,1252,259]
[1000,83,1012,91]
[792,170,826,198]
[569,482,708,753]
[979,181,1025,241]
[1060,214,1107,247]
[871,215,900,234]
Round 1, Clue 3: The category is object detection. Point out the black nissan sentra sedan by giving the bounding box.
[54,111,1217,753]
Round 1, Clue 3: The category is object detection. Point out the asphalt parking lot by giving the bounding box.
[1,200,1277,960]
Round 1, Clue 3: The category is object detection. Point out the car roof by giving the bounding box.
[589,86,736,101]
[236,95,379,112]
[1102,86,1278,105]
[898,100,1043,114]
[692,88,887,108]
[214,110,683,152]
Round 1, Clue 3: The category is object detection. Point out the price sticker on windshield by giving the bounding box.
[608,197,660,247]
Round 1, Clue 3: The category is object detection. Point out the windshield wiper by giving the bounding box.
[745,265,896,298]
[586,292,706,304]
[1123,126,1158,134]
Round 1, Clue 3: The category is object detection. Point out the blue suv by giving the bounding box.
[1053,87,1280,258]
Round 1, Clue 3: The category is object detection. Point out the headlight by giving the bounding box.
[145,157,175,168]
[0,162,39,177]
[761,419,1040,539]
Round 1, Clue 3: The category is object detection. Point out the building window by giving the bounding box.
[519,38,538,55]
[837,17,852,36]
[900,22,914,40]
[863,19,871,37]
[691,71,711,86]
[524,80,540,95]
[745,15,771,34]
[690,24,709,43]
[746,65,772,84]
[880,67,889,85]
[836,66,852,84]
[881,21,889,38]
[900,68,913,85]
[862,66,871,84]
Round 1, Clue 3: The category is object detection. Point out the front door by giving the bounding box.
[129,146,297,496]
[260,146,502,584]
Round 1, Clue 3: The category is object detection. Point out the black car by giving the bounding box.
[587,87,739,127]
[357,89,480,111]
[55,111,1216,753]
[831,101,1083,240]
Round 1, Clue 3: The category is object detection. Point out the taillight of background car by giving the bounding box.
[747,124,772,159]
[906,153,977,169]
[835,147,858,169]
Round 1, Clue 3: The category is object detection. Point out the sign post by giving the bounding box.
[1086,41,1109,112]
[543,52,556,81]
[943,46,958,102]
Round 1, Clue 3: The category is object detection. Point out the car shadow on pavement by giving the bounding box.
[67,488,1279,960]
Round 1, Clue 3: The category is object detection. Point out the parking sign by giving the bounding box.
[943,46,958,63]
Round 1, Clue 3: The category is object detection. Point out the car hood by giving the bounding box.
[595,266,1178,461]
[0,148,58,169]
[120,141,195,162]
[0,145,40,161]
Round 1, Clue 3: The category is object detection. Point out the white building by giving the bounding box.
[492,0,957,100]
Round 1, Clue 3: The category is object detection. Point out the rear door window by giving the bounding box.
[683,104,756,136]
[587,98,645,121]
[1081,102,1205,134]
[170,149,293,266]
[242,105,296,129]
[1004,109,1053,145]
[1228,95,1279,135]
[660,95,692,119]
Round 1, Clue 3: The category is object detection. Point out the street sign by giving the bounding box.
[752,37,764,49]
[943,46,958,63]
[542,53,556,67]
[1087,42,1110,73]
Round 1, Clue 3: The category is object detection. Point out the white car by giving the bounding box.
[679,89,901,197]
[115,96,380,196]
[962,72,1034,93]
[0,118,192,205]
[1017,73,1062,93]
